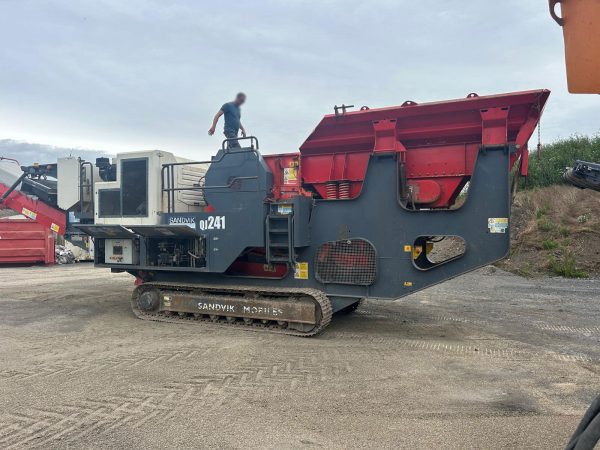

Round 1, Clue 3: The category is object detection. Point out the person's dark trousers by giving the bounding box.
[224,130,241,148]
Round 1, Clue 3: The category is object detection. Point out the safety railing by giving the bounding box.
[221,136,259,150]
[161,139,261,214]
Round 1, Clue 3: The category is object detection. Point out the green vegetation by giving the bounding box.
[521,135,600,189]
[500,135,600,278]
[558,226,570,237]
[535,207,548,219]
[537,216,554,232]
[514,263,534,278]
[577,213,592,224]
[542,239,558,250]
[549,252,588,279]
[500,183,599,278]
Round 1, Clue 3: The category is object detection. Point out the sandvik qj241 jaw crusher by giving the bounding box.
[77,89,550,336]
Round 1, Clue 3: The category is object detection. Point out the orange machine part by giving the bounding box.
[550,0,600,93]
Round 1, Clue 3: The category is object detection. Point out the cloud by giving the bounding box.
[0,139,110,166]
[0,0,598,160]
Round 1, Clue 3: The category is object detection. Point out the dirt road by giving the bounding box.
[0,264,599,449]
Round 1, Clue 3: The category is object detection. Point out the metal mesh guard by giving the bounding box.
[315,239,376,285]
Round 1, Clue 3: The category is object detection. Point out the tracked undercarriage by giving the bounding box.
[132,282,333,337]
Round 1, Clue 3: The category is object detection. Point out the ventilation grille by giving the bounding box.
[315,239,376,285]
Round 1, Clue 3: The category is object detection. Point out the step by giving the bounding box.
[268,256,291,263]
[268,243,290,249]
[269,228,289,234]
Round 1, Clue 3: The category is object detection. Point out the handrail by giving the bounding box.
[0,156,21,167]
[166,176,258,192]
[221,136,259,150]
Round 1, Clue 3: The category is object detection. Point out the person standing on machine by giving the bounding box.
[208,92,247,148]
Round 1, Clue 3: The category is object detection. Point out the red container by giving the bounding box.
[0,218,55,265]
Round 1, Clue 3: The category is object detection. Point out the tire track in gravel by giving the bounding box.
[0,351,351,448]
[349,305,600,363]
[0,347,211,380]
[531,323,600,336]
[325,331,597,364]
[1,329,594,384]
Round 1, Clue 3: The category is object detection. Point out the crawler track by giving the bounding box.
[131,282,333,337]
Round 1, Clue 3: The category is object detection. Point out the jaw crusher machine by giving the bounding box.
[77,89,550,336]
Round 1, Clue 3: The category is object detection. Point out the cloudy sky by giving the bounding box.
[0,0,598,162]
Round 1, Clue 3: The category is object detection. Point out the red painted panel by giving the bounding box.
[292,90,549,206]
[300,90,549,157]
[263,153,305,199]
[0,182,66,235]
[0,219,55,265]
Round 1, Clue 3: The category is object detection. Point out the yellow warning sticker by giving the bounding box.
[404,245,412,252]
[50,223,60,233]
[21,207,37,220]
[404,281,413,287]
[163,295,172,307]
[294,262,309,280]
[488,217,509,234]
[277,204,293,215]
[283,167,297,184]
[412,245,423,259]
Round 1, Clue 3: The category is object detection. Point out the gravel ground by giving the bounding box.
[0,264,599,449]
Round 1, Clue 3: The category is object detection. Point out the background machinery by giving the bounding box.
[0,152,205,265]
[70,89,549,336]
[0,155,104,264]
[564,160,600,192]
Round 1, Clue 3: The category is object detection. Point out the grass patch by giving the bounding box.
[505,152,600,277]
[549,252,588,278]
[558,226,570,237]
[535,207,548,219]
[514,263,534,278]
[561,238,573,246]
[577,213,592,224]
[542,239,559,250]
[537,216,554,232]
